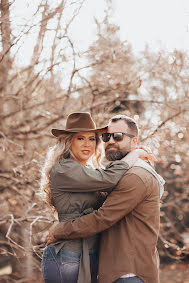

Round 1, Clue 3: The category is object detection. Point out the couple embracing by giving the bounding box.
[41,112,164,283]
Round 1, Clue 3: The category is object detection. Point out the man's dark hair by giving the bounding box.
[109,115,139,137]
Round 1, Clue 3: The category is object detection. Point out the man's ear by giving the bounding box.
[132,137,138,146]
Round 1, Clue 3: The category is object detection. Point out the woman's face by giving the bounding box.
[71,131,97,165]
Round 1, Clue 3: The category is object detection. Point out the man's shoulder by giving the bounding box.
[117,167,160,199]
[125,166,151,176]
[122,166,160,190]
[123,166,158,183]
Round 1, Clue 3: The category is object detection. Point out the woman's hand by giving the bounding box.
[122,148,156,167]
[134,148,155,165]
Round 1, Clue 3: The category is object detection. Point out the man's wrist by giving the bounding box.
[53,222,65,240]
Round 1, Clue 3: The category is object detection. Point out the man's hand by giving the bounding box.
[47,221,59,245]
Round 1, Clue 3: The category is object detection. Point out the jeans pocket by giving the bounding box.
[59,249,80,283]
[42,246,55,266]
[41,247,61,282]
[60,249,80,264]
[60,261,79,283]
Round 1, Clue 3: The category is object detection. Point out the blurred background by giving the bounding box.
[0,0,189,282]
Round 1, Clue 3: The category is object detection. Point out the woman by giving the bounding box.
[41,112,151,283]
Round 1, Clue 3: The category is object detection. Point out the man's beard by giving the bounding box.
[105,145,130,161]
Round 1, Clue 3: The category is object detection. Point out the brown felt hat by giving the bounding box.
[51,112,107,137]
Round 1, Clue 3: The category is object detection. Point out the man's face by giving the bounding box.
[105,120,137,161]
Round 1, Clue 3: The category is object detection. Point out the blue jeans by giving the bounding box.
[113,276,144,283]
[41,246,98,283]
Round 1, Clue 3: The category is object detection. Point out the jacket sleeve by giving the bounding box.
[50,159,129,193]
[53,172,148,240]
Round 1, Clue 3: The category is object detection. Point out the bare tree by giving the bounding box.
[0,0,88,280]
[0,0,189,281]
[137,48,189,261]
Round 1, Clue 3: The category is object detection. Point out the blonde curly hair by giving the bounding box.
[40,132,102,212]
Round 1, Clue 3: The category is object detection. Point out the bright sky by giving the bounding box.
[10,0,189,67]
[69,0,189,53]
[114,0,189,52]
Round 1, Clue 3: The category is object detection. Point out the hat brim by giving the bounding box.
[51,126,107,137]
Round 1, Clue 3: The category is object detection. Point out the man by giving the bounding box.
[47,115,163,283]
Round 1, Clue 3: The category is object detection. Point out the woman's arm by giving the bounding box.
[50,149,152,193]
[50,159,129,193]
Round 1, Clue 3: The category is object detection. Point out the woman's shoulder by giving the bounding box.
[51,158,81,174]
[50,159,79,183]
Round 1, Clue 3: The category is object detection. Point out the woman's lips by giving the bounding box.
[81,150,91,154]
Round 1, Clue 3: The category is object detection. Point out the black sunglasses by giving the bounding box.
[101,132,135,142]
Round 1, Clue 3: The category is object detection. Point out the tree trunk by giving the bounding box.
[0,0,11,94]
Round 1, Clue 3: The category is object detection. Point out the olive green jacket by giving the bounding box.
[49,158,130,283]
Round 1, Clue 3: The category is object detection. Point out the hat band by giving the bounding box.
[66,127,96,131]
